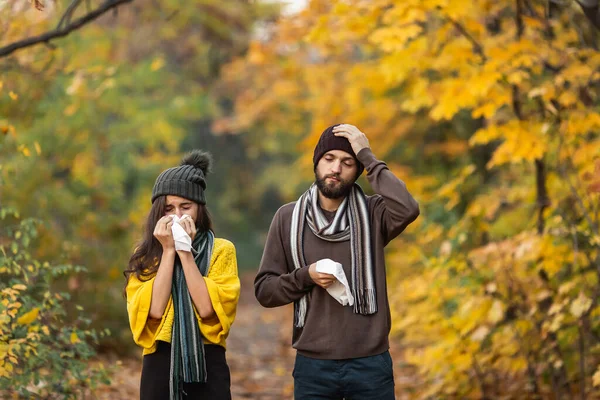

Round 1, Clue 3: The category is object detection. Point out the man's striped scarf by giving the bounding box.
[169,230,214,400]
[290,183,376,328]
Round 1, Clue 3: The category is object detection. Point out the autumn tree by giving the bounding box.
[1,0,278,350]
[219,0,600,397]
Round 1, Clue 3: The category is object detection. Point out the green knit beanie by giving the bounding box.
[151,150,213,204]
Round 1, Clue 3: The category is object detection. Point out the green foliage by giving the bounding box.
[1,0,280,353]
[0,207,111,399]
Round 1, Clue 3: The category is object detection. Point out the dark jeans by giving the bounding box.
[140,341,231,400]
[293,351,395,400]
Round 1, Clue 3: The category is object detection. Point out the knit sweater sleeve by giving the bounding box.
[196,238,241,345]
[357,148,420,245]
[126,273,168,351]
[254,206,315,308]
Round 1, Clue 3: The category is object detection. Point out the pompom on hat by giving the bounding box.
[151,150,213,204]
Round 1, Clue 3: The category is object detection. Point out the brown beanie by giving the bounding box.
[313,124,364,177]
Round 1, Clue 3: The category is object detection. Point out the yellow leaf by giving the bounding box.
[274,365,286,376]
[4,362,13,373]
[507,70,529,85]
[17,308,39,325]
[70,332,80,344]
[151,58,165,72]
[471,326,490,342]
[558,90,578,107]
[66,73,84,95]
[570,292,592,318]
[42,326,50,336]
[333,2,351,15]
[247,42,266,65]
[559,282,576,294]
[487,300,505,324]
[0,343,7,358]
[593,365,600,387]
[18,145,31,157]
[12,284,26,291]
[9,91,17,100]
[548,303,562,315]
[547,314,564,333]
[34,142,42,155]
[370,24,423,53]
[64,104,78,116]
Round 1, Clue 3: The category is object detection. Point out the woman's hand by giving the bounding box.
[153,216,175,251]
[178,214,197,242]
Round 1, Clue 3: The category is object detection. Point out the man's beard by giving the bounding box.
[315,172,354,199]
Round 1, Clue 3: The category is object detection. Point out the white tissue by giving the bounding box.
[170,215,192,252]
[315,258,354,306]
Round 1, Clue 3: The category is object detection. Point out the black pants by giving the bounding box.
[293,351,395,399]
[140,341,231,400]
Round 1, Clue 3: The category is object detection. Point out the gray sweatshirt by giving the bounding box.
[254,148,420,359]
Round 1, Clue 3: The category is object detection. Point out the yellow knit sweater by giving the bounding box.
[126,238,240,356]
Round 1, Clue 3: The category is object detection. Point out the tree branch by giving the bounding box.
[0,0,133,58]
[576,0,600,31]
[57,0,84,30]
[535,159,551,234]
[444,16,487,62]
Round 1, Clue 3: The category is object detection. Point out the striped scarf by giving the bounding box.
[169,230,214,400]
[290,183,376,328]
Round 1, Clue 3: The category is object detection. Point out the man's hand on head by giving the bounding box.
[332,124,370,155]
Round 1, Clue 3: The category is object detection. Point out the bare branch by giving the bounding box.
[535,159,551,234]
[444,16,487,62]
[576,0,600,31]
[0,0,133,58]
[57,0,84,30]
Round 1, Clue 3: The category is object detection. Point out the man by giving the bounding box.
[254,124,420,399]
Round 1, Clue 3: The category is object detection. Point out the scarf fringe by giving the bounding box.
[291,184,376,328]
[353,289,378,314]
[169,231,213,400]
[295,297,307,328]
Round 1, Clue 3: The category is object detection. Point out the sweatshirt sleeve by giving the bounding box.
[126,273,168,351]
[254,207,315,308]
[357,148,420,245]
[197,239,241,344]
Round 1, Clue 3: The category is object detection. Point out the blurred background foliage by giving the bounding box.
[2,0,600,398]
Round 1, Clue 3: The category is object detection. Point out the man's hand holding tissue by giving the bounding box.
[309,262,337,289]
[153,216,175,251]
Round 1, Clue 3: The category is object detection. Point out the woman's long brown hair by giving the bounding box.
[123,195,213,297]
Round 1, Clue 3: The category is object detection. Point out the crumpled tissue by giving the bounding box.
[315,258,354,306]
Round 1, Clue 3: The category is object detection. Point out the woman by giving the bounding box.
[124,150,240,400]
